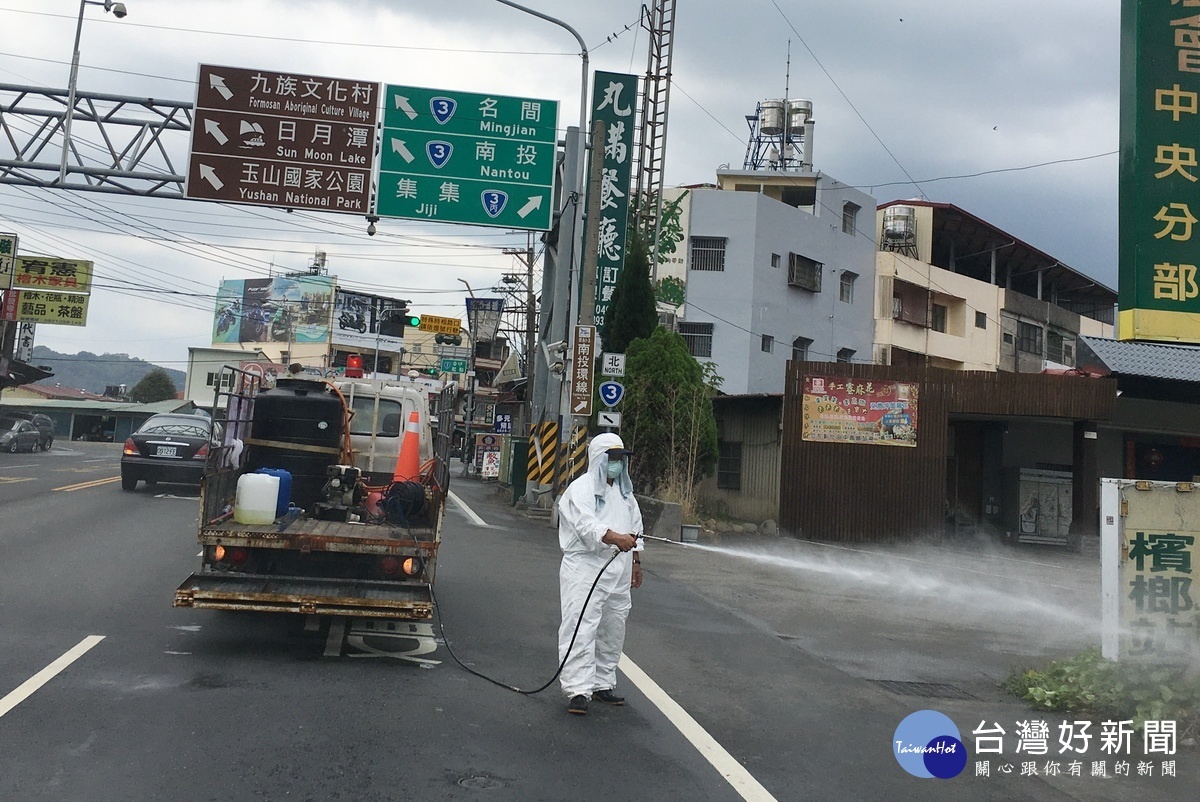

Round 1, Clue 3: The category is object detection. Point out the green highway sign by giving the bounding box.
[377,84,558,230]
[440,357,468,374]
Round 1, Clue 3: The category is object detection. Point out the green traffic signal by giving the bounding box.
[405,314,421,327]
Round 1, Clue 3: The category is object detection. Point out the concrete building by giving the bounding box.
[675,170,878,395]
[874,201,1116,370]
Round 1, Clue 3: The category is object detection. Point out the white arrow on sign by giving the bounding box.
[517,196,543,219]
[391,138,415,163]
[394,95,418,120]
[208,73,233,101]
[204,118,229,146]
[573,399,589,413]
[199,164,224,190]
[598,411,621,428]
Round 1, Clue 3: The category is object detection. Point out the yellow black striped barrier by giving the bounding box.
[564,425,588,484]
[526,421,558,486]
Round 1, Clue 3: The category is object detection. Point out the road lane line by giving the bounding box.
[448,491,489,527]
[619,654,777,802]
[53,476,121,492]
[0,635,105,719]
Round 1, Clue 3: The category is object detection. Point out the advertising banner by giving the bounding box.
[213,275,333,345]
[800,374,918,446]
[1118,2,1200,341]
[6,256,93,294]
[0,233,17,289]
[331,289,409,352]
[466,297,504,341]
[5,290,89,327]
[588,71,638,329]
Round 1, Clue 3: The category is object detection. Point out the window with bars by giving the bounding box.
[678,322,714,358]
[690,237,727,272]
[717,440,742,490]
[788,253,822,292]
[1017,322,1043,354]
[792,336,812,361]
[839,272,857,303]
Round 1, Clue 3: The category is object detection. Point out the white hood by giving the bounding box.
[587,432,633,500]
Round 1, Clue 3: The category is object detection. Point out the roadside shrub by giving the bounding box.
[1002,648,1200,739]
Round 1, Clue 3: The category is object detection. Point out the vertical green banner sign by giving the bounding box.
[588,71,638,329]
[1119,1,1200,342]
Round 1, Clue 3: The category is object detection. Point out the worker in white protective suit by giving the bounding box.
[557,432,644,715]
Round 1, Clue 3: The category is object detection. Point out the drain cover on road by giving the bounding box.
[872,680,976,700]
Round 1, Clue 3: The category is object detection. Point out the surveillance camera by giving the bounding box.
[367,221,377,236]
[108,2,127,18]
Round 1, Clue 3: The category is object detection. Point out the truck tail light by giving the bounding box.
[214,545,249,566]
[379,556,423,577]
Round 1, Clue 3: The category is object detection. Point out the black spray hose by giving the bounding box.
[430,549,622,695]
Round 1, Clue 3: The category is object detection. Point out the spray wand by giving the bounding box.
[640,533,694,547]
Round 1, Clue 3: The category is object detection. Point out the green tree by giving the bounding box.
[129,367,178,403]
[622,328,718,516]
[598,230,658,354]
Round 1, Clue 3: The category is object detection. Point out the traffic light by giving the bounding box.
[435,333,463,346]
[403,312,421,328]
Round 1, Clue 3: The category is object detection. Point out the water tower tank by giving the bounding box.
[883,205,916,241]
[788,99,813,131]
[759,100,785,135]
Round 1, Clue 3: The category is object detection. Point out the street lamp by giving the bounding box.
[59,0,128,184]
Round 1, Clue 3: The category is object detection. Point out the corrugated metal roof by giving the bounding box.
[1079,336,1200,382]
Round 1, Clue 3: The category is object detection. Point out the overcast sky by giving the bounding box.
[0,0,1119,371]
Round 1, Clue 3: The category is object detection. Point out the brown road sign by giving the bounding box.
[569,325,596,416]
[185,64,380,214]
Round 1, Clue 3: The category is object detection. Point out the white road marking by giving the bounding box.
[0,635,105,719]
[619,654,777,802]
[448,491,488,527]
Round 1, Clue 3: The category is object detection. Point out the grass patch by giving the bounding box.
[1003,648,1200,741]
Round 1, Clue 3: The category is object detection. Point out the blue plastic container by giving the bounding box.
[254,467,292,518]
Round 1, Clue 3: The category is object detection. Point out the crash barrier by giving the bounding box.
[562,425,588,485]
[526,421,558,485]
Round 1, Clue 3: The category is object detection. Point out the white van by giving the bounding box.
[335,380,433,485]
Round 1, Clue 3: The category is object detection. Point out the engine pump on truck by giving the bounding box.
[173,366,454,619]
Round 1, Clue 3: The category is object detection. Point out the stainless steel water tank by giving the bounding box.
[883,205,916,240]
[788,98,813,131]
[759,100,785,135]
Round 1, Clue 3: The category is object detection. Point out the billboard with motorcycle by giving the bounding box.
[331,289,407,353]
[212,275,333,345]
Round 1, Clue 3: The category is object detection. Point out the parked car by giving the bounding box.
[7,412,54,451]
[120,414,216,491]
[0,417,41,453]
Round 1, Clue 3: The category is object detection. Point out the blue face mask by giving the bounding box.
[606,459,625,479]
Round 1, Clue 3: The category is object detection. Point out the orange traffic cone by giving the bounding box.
[392,410,422,481]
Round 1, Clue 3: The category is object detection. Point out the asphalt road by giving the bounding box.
[0,442,1194,800]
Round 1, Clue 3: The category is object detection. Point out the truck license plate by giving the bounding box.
[156,445,178,457]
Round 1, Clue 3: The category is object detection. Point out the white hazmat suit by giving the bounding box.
[557,433,644,700]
